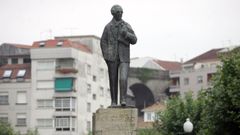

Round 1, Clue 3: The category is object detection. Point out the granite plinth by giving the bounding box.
[93,108,138,135]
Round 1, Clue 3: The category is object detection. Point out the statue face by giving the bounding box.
[113,7,123,21]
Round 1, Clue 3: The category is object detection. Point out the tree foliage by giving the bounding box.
[0,121,15,135]
[154,92,204,135]
[198,49,240,134]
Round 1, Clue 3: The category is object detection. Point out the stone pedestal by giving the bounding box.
[93,108,138,135]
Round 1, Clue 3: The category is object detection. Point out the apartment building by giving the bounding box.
[169,47,238,97]
[0,43,32,134]
[30,37,110,135]
[0,36,111,135]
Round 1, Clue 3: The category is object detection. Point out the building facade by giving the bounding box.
[0,36,111,135]
[0,43,32,134]
[169,47,237,97]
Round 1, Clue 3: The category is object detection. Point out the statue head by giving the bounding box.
[111,5,123,21]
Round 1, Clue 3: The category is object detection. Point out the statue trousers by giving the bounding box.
[106,59,129,104]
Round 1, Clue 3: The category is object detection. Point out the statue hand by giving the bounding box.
[122,30,127,37]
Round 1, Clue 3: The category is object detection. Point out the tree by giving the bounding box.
[198,48,240,134]
[0,121,15,135]
[154,92,205,135]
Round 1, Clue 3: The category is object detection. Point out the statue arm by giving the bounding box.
[125,24,137,45]
[100,26,108,48]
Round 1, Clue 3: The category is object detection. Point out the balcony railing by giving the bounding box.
[56,59,78,74]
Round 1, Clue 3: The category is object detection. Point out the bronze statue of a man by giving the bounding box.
[100,5,137,107]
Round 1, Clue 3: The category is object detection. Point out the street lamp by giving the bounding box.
[183,118,193,133]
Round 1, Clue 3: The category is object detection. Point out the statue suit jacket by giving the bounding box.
[100,19,137,62]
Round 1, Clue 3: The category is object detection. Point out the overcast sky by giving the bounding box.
[1,0,240,61]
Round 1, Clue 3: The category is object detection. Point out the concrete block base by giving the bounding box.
[93,108,138,135]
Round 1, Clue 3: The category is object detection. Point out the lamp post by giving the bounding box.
[183,118,193,134]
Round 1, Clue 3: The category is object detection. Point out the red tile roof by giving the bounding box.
[32,39,92,53]
[154,60,182,71]
[184,48,223,64]
[0,64,31,79]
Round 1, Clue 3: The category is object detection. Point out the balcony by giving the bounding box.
[56,58,78,74]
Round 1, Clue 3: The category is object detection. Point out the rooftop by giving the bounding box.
[184,48,223,64]
[0,43,31,56]
[32,39,92,53]
[154,59,182,71]
[0,64,31,79]
[130,57,181,71]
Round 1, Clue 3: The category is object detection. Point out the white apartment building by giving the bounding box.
[0,36,111,135]
[169,47,237,97]
[30,37,110,135]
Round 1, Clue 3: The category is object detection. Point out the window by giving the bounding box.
[17,70,26,78]
[0,92,8,105]
[57,41,64,47]
[100,105,104,109]
[55,97,76,111]
[16,92,27,104]
[197,76,203,84]
[207,73,215,84]
[23,58,31,63]
[86,121,91,131]
[87,102,91,112]
[146,112,152,121]
[37,99,53,109]
[39,42,45,47]
[12,58,18,64]
[87,84,91,93]
[3,70,12,78]
[37,60,54,70]
[0,58,7,65]
[37,119,53,128]
[0,113,8,123]
[100,87,104,96]
[184,78,189,85]
[87,64,91,75]
[93,75,96,82]
[55,78,74,92]
[16,113,26,126]
[92,94,96,100]
[55,116,75,131]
